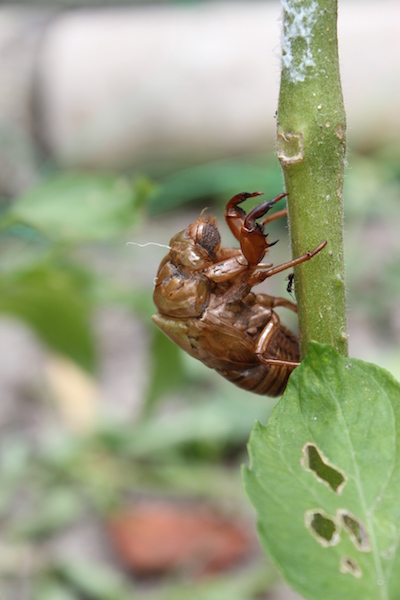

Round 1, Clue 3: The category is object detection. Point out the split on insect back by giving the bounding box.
[152,191,326,397]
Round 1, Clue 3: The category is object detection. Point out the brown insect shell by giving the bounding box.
[239,224,267,266]
[152,213,300,396]
[168,230,212,271]
[155,220,255,362]
[153,222,218,320]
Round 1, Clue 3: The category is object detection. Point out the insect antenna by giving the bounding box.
[127,241,171,250]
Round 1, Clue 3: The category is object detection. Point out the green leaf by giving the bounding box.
[14,488,83,539]
[144,327,186,411]
[33,578,77,600]
[130,385,274,459]
[146,562,276,600]
[0,263,95,370]
[243,343,400,600]
[56,561,130,600]
[7,172,145,242]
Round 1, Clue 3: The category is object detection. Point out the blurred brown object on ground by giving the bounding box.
[108,500,256,577]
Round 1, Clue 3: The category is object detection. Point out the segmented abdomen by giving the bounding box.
[216,325,299,397]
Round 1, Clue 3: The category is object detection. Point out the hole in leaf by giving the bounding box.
[338,510,371,552]
[305,510,340,547]
[310,512,336,541]
[339,556,362,578]
[301,443,346,493]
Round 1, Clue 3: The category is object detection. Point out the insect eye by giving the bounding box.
[197,222,221,256]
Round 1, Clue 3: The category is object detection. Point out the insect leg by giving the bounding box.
[240,195,287,266]
[248,240,327,287]
[286,272,295,297]
[254,293,297,313]
[259,207,288,227]
[244,194,287,228]
[225,191,264,241]
[225,191,287,242]
[255,312,300,367]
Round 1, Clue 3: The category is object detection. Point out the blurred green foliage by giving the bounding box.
[7,173,150,242]
[0,162,281,599]
[0,262,96,370]
[0,148,399,598]
[147,156,284,214]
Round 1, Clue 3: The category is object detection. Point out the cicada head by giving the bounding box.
[186,214,221,257]
[168,213,221,271]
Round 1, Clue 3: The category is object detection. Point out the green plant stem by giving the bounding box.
[277,0,348,358]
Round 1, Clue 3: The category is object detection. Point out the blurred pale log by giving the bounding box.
[0,1,399,185]
[38,2,283,169]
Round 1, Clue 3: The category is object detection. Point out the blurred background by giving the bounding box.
[0,0,399,598]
